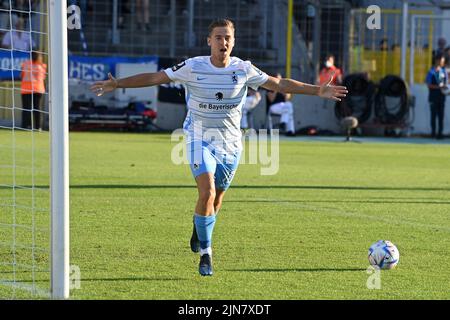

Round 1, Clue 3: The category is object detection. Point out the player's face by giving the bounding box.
[208,26,235,59]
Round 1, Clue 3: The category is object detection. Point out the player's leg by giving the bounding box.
[194,172,216,276]
[187,142,218,275]
[214,189,226,215]
[188,142,215,253]
[213,150,241,215]
[195,172,216,215]
[190,178,226,253]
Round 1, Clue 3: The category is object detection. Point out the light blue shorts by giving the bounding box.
[187,141,241,191]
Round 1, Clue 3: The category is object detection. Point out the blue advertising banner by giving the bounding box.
[0,51,30,81]
[0,52,158,81]
[69,55,158,81]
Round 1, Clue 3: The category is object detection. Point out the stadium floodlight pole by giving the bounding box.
[48,0,70,299]
[170,0,176,57]
[400,0,408,80]
[286,0,293,78]
[409,14,415,87]
[261,0,268,49]
[187,0,194,47]
[112,0,120,44]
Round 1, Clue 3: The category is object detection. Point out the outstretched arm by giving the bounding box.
[90,71,171,96]
[261,73,347,102]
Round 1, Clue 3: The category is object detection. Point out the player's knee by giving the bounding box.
[199,188,216,206]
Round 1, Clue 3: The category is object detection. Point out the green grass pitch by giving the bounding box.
[1,131,450,299]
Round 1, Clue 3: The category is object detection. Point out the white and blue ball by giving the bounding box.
[368,240,399,270]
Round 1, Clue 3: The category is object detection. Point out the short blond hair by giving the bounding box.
[208,18,235,36]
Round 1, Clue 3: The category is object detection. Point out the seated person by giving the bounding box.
[241,88,261,130]
[266,73,295,136]
[1,17,35,51]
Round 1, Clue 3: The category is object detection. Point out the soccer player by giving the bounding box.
[91,18,347,276]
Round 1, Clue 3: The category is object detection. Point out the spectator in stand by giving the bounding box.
[317,54,343,86]
[13,0,29,22]
[433,37,447,60]
[118,0,131,29]
[1,17,35,51]
[425,55,448,140]
[136,0,150,31]
[379,38,389,51]
[0,1,11,38]
[444,46,450,68]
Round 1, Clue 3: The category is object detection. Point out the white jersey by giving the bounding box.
[164,56,268,154]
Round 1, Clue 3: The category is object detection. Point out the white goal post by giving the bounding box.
[0,0,69,300]
[48,0,70,300]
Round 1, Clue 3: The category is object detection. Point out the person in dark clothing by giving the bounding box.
[21,51,47,130]
[425,55,448,139]
[266,73,296,136]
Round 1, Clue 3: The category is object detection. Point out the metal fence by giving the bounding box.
[348,8,443,84]
[68,0,277,64]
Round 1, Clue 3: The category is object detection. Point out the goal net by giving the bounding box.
[0,0,69,299]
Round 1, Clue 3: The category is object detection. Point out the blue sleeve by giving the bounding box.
[425,70,433,85]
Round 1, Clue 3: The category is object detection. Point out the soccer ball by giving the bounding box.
[368,240,399,270]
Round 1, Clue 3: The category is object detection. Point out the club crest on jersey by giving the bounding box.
[215,92,224,101]
[232,72,238,83]
[172,61,186,72]
[193,163,199,170]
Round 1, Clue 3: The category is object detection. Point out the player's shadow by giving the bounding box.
[81,276,188,282]
[227,199,450,205]
[68,185,450,192]
[0,274,187,282]
[3,185,450,192]
[227,267,367,273]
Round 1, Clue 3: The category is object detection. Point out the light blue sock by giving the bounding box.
[194,214,216,250]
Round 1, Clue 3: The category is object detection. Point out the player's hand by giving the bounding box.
[318,72,348,102]
[90,73,118,97]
